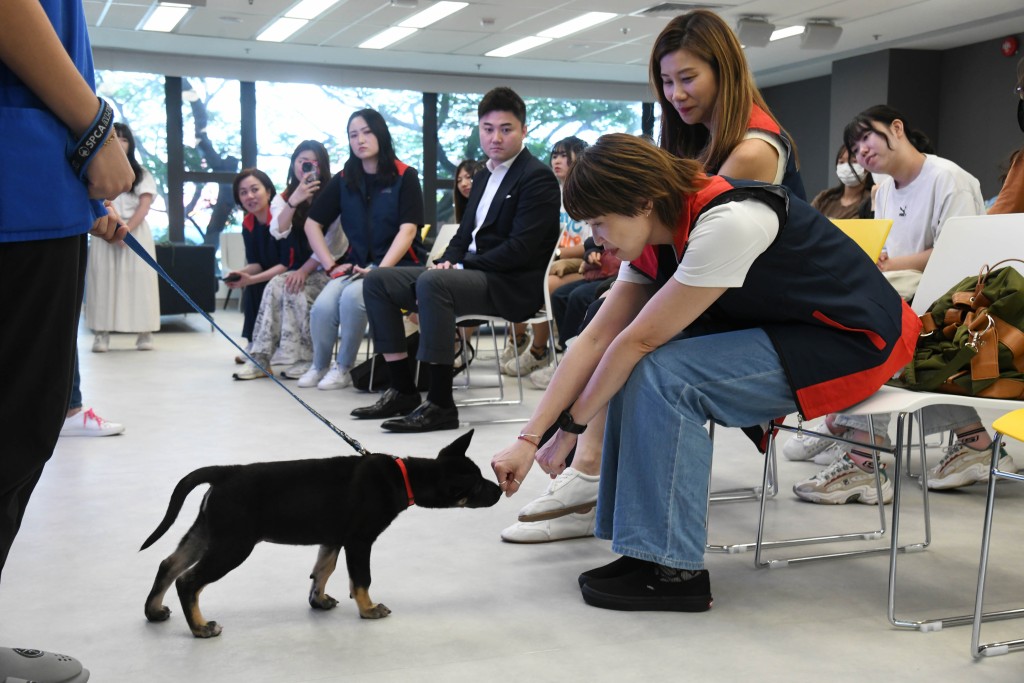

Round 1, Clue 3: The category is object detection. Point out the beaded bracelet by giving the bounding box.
[67,97,115,181]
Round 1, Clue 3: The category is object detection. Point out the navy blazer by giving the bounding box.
[439,148,561,322]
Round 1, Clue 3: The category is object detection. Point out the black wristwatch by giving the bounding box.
[557,409,587,434]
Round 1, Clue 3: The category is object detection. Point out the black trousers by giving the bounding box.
[363,266,499,369]
[0,234,86,580]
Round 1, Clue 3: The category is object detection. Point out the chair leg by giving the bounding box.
[971,433,1024,656]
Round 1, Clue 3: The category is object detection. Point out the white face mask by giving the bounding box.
[836,162,866,187]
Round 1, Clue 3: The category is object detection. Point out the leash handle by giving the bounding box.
[123,233,371,457]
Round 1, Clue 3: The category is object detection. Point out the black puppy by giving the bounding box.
[142,430,500,638]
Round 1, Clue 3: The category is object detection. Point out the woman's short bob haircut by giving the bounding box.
[232,168,276,208]
[563,133,706,231]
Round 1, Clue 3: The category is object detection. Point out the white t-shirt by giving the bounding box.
[874,154,984,258]
[558,199,592,250]
[269,194,348,268]
[616,199,780,288]
[742,130,786,185]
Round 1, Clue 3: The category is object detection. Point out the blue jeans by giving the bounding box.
[309,277,366,372]
[597,328,797,570]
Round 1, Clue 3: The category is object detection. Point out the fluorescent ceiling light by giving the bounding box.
[286,0,342,21]
[359,26,418,49]
[486,36,552,58]
[141,3,191,32]
[537,11,616,39]
[257,16,308,42]
[400,1,468,29]
[770,25,805,41]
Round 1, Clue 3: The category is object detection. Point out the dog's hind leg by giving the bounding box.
[344,541,391,619]
[308,545,341,610]
[144,525,207,623]
[175,541,255,638]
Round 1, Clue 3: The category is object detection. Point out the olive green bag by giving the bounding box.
[893,260,1024,399]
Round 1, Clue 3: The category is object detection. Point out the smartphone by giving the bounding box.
[222,273,242,283]
[301,161,317,184]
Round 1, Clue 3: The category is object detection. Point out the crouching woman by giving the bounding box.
[491,133,919,612]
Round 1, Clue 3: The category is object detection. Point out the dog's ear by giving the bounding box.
[438,429,474,459]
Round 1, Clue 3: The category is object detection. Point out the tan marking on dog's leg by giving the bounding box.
[308,546,340,609]
[145,537,204,622]
[187,587,222,638]
[352,585,391,619]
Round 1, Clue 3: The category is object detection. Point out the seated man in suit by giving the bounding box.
[352,86,561,432]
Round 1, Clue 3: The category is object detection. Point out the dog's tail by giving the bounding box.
[139,466,227,551]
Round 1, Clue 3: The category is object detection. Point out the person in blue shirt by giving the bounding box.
[1,0,134,679]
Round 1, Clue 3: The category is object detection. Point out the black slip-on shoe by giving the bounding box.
[581,566,712,612]
[578,555,648,588]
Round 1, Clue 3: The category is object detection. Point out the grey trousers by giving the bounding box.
[363,266,498,366]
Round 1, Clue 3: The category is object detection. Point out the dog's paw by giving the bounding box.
[145,605,171,622]
[191,621,223,638]
[309,593,339,610]
[359,603,391,619]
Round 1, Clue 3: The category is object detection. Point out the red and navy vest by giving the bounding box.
[338,160,423,267]
[630,175,919,419]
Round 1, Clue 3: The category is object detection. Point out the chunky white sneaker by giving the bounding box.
[318,365,352,390]
[518,467,599,522]
[60,408,125,437]
[528,363,555,390]
[783,423,850,461]
[279,362,312,379]
[296,366,329,388]
[233,355,270,380]
[927,441,1017,490]
[793,454,892,505]
[501,347,551,377]
[500,330,532,364]
[501,509,596,543]
[136,332,154,351]
[92,332,109,353]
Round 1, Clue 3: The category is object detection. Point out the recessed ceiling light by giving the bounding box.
[287,0,342,21]
[141,2,191,32]
[537,11,616,39]
[219,15,242,23]
[770,25,805,41]
[359,26,418,49]
[256,16,308,42]
[485,36,552,58]
[400,1,468,29]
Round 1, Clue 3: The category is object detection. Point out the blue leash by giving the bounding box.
[124,233,371,457]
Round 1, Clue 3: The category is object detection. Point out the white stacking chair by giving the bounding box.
[219,231,246,310]
[764,213,1024,629]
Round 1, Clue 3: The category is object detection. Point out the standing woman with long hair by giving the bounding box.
[297,108,424,391]
[499,9,808,545]
[86,122,160,352]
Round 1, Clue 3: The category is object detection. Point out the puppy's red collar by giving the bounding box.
[393,457,414,507]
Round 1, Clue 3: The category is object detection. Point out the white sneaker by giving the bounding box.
[296,366,329,388]
[92,332,109,353]
[318,365,352,390]
[528,364,555,390]
[518,467,599,522]
[501,347,551,377]
[233,355,270,380]
[928,441,1017,490]
[60,408,125,437]
[279,362,312,379]
[500,330,532,364]
[783,423,850,461]
[501,509,596,543]
[136,332,154,351]
[792,454,892,505]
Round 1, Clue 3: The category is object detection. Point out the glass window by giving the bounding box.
[182,77,242,176]
[95,70,170,240]
[183,180,240,246]
[254,82,423,189]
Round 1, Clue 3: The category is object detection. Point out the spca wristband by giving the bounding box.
[67,98,115,181]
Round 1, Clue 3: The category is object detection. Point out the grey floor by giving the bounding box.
[3,308,1024,682]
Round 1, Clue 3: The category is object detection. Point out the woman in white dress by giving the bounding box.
[86,122,160,351]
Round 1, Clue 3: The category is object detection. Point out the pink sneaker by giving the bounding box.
[60,408,125,437]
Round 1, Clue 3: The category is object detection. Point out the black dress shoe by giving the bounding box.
[351,389,421,419]
[381,401,459,433]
